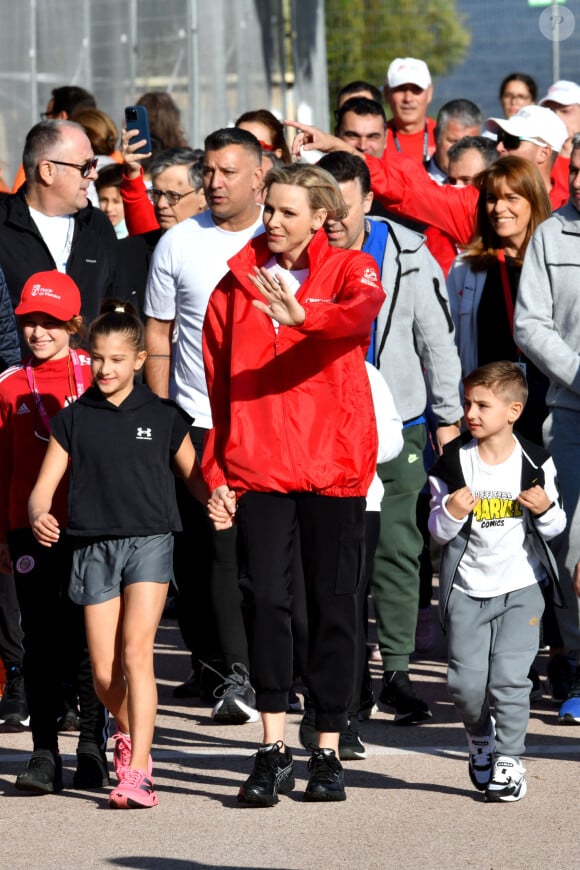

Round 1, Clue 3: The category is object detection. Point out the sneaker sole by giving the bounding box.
[486,777,527,802]
[377,698,432,725]
[108,794,159,809]
[303,787,347,802]
[339,747,367,761]
[15,777,63,795]
[212,698,260,725]
[357,703,378,722]
[1,716,30,731]
[237,775,295,806]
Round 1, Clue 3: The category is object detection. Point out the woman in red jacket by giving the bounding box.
[203,163,384,806]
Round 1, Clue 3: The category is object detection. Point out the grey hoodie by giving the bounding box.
[514,201,580,412]
[370,217,462,424]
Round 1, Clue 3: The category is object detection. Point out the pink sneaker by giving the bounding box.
[108,767,158,809]
[111,732,153,781]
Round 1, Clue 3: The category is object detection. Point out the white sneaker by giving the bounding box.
[486,755,527,802]
[467,717,496,791]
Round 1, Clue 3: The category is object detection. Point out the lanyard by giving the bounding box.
[497,250,520,356]
[25,348,85,435]
[392,123,429,163]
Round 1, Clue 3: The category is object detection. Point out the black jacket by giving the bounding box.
[0,266,20,372]
[0,188,123,323]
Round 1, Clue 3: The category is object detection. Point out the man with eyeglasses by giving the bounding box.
[116,147,206,312]
[287,104,569,253]
[0,119,122,329]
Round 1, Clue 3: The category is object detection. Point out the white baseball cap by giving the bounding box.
[386,58,431,90]
[539,80,580,107]
[485,105,568,152]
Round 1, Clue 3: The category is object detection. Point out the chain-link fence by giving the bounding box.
[0,1,579,187]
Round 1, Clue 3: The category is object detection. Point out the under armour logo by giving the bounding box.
[136,427,152,440]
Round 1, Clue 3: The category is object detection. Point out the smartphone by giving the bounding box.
[124,105,152,154]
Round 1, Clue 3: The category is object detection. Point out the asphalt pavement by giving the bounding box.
[1,614,579,870]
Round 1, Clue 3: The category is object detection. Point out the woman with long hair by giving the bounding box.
[447,155,551,442]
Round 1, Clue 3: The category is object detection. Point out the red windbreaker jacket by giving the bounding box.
[202,228,385,498]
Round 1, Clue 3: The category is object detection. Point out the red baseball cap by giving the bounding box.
[15,271,81,321]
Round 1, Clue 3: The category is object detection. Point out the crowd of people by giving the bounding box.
[0,58,580,811]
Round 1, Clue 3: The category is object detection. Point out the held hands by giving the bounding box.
[517,485,551,515]
[249,267,305,326]
[446,486,479,520]
[120,128,152,179]
[30,512,60,547]
[208,485,237,531]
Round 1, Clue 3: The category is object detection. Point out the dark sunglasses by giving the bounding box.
[497,130,545,151]
[47,157,99,178]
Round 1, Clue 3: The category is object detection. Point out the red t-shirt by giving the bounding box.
[0,351,93,536]
[385,118,436,164]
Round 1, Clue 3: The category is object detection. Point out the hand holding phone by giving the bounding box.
[124,106,152,155]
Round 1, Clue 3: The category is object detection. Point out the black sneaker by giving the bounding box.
[58,704,81,732]
[529,666,543,703]
[378,670,432,725]
[173,670,201,699]
[238,741,295,806]
[0,667,29,730]
[304,748,346,802]
[15,749,63,794]
[211,663,260,725]
[298,691,317,751]
[72,747,110,788]
[547,654,575,704]
[339,719,367,761]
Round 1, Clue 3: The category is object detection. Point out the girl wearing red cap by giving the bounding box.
[0,270,107,795]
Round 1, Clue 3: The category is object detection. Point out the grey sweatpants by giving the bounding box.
[446,583,545,758]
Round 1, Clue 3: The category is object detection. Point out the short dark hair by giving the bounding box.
[335,97,387,134]
[22,119,81,182]
[499,73,538,104]
[95,163,123,192]
[463,360,528,406]
[50,86,96,118]
[150,147,205,188]
[204,127,262,164]
[337,80,383,108]
[435,99,482,141]
[317,152,371,196]
[447,135,497,167]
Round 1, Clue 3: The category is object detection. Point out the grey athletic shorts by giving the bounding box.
[69,533,174,605]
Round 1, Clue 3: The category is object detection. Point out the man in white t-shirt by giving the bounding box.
[144,127,264,720]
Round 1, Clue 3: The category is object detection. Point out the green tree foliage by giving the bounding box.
[325,0,471,107]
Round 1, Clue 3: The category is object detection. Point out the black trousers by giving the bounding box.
[0,569,24,666]
[9,529,107,755]
[236,491,365,733]
[173,426,249,673]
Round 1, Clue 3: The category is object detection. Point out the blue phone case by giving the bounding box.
[124,106,152,154]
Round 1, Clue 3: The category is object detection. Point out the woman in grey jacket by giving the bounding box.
[446,156,551,443]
